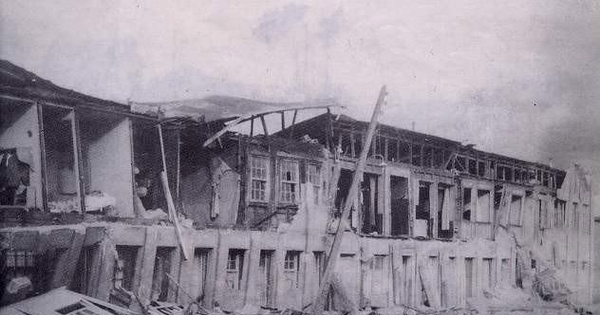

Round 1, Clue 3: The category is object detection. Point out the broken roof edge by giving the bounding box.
[131,95,345,122]
[283,112,566,175]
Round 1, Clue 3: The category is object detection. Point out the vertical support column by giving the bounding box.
[137,227,158,302]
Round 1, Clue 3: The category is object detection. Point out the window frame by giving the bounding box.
[279,159,300,204]
[249,155,270,202]
[307,163,322,204]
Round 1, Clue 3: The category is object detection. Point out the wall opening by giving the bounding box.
[462,188,472,221]
[390,176,409,236]
[437,184,453,238]
[465,258,474,298]
[152,247,175,302]
[79,109,133,216]
[258,250,275,307]
[400,255,413,305]
[283,251,301,290]
[361,172,381,234]
[415,181,431,237]
[41,105,80,213]
[194,248,211,306]
[225,249,245,291]
[0,102,40,208]
[482,258,494,291]
[114,245,139,292]
[476,189,491,223]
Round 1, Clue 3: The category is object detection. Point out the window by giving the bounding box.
[152,247,174,302]
[4,250,36,283]
[509,195,523,226]
[114,246,139,291]
[283,251,301,289]
[307,164,321,204]
[280,159,299,203]
[314,251,325,284]
[250,156,269,202]
[463,187,472,221]
[476,189,491,223]
[226,249,245,290]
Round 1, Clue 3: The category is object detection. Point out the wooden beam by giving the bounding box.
[157,124,190,261]
[280,111,285,130]
[250,116,254,137]
[311,85,387,315]
[290,110,298,139]
[260,115,269,136]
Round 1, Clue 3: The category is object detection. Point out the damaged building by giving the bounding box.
[0,59,595,314]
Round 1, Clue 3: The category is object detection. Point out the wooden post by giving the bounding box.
[157,124,191,261]
[311,86,387,315]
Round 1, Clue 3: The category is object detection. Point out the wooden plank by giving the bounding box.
[157,124,190,261]
[311,86,387,315]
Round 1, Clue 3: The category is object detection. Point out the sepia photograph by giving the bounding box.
[0,1,599,314]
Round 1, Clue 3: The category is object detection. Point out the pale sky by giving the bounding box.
[1,1,599,210]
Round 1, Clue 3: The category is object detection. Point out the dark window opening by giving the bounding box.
[411,144,422,167]
[390,176,409,236]
[477,161,486,177]
[334,169,353,216]
[398,141,410,163]
[415,181,432,237]
[388,139,398,162]
[152,247,175,301]
[468,159,477,175]
[463,188,472,221]
[433,148,445,168]
[361,173,381,234]
[114,245,139,291]
[423,146,434,168]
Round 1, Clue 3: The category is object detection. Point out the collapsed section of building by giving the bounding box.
[0,60,594,314]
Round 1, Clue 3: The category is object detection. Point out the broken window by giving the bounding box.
[307,163,321,204]
[250,156,269,202]
[41,105,81,213]
[259,250,275,307]
[509,194,523,226]
[152,247,175,301]
[476,189,491,223]
[455,156,466,172]
[283,251,301,289]
[3,250,37,288]
[390,176,409,236]
[226,249,245,291]
[361,173,381,234]
[437,185,453,238]
[280,159,299,204]
[0,102,40,208]
[462,188,472,221]
[79,109,134,216]
[114,246,139,292]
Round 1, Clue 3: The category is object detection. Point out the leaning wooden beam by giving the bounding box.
[260,115,269,136]
[157,124,191,261]
[311,85,387,315]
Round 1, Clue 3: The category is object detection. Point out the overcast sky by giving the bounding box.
[1,1,599,210]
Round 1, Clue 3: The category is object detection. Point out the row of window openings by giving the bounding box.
[250,156,322,204]
[334,130,557,188]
